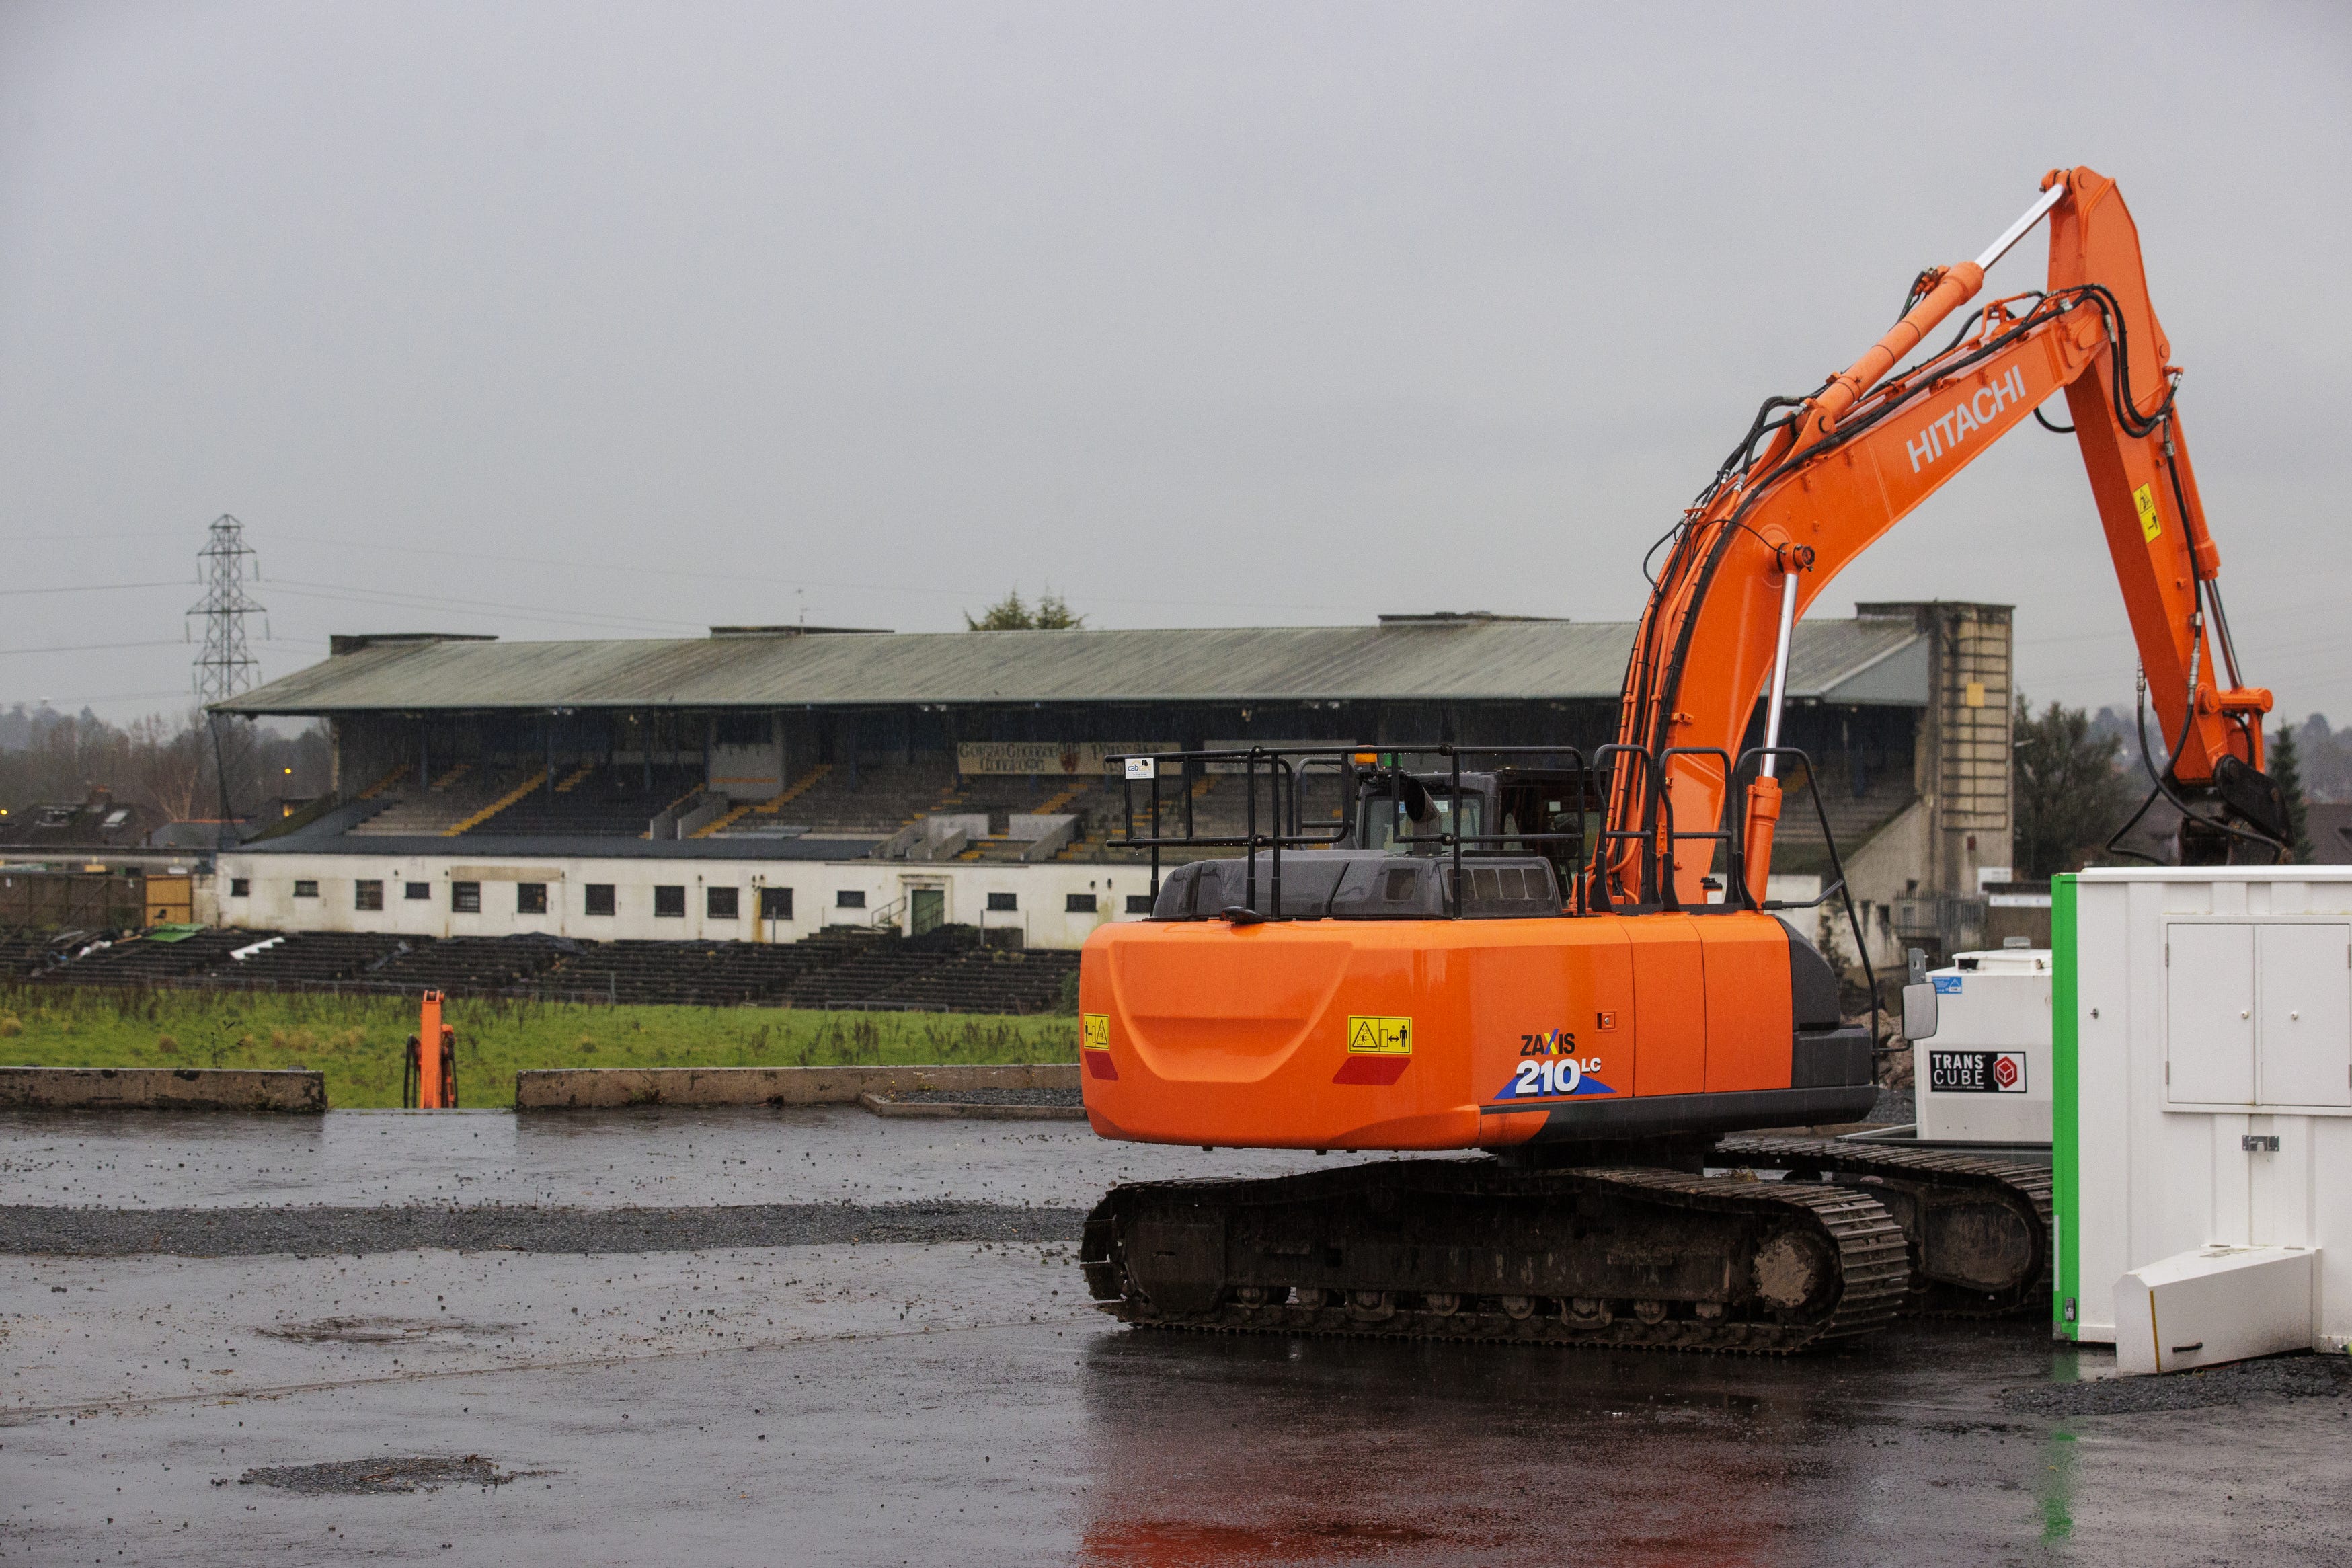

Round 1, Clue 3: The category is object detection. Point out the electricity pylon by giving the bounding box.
[188,514,266,705]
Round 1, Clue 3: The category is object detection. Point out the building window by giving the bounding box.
[987,891,1019,912]
[835,889,866,909]
[405,881,431,901]
[585,883,616,916]
[355,880,383,912]
[230,877,250,898]
[453,881,481,914]
[654,885,686,918]
[517,882,547,915]
[1065,893,1097,913]
[293,879,319,899]
[707,886,738,920]
[1126,894,1155,914]
[758,886,792,920]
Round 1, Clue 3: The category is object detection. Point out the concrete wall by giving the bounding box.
[1844,798,1932,970]
[214,850,1158,950]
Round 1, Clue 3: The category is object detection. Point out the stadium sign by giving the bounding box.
[956,742,1177,777]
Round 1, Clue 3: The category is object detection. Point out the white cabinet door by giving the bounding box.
[2257,923,2352,1109]
[2166,921,2256,1105]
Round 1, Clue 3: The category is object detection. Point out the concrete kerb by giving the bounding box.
[0,1066,327,1113]
[855,1091,1087,1122]
[514,1062,1081,1111]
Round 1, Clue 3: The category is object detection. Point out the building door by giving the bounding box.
[145,875,192,926]
[758,885,792,943]
[909,887,945,937]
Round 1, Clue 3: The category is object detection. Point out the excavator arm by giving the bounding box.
[1605,165,2283,909]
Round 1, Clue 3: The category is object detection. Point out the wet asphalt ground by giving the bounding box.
[4,1107,2349,1567]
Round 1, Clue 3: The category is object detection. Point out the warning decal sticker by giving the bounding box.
[1081,1013,1110,1051]
[1345,1016,1413,1056]
[2133,483,2162,542]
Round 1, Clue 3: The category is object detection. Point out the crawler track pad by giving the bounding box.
[1081,1160,1908,1354]
[1715,1136,2053,1317]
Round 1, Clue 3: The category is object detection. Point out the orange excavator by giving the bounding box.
[1075,167,2286,1351]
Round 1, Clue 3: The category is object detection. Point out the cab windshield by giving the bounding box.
[1362,791,1483,854]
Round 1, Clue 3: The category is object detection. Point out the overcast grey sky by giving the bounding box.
[3,1,2347,726]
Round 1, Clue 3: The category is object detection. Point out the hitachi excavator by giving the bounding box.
[1074,167,2288,1352]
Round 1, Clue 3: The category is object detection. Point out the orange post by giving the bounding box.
[409,991,457,1109]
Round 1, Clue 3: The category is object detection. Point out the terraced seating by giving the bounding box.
[463,765,703,837]
[211,931,415,987]
[779,925,973,1009]
[866,945,1079,1014]
[346,765,535,837]
[34,927,258,984]
[781,758,959,835]
[362,935,576,992]
[20,920,1077,1015]
[528,937,836,1005]
[699,764,828,838]
[0,932,85,979]
[1768,762,1920,873]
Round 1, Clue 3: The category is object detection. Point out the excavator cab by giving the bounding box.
[1349,764,1598,895]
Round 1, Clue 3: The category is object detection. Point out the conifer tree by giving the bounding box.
[2271,721,2314,863]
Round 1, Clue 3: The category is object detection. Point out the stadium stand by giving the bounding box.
[0,931,85,980]
[461,764,705,837]
[523,931,863,1005]
[865,943,1079,1013]
[361,934,576,992]
[779,925,974,1009]
[208,931,416,988]
[756,758,959,836]
[345,765,529,836]
[32,926,256,984]
[1768,759,1920,875]
[12,921,1074,1013]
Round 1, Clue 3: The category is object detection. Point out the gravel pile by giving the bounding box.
[884,1087,1084,1107]
[1867,1087,1916,1124]
[2002,1351,2352,1416]
[0,1200,1087,1257]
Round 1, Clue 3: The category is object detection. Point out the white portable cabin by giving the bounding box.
[2057,868,2352,1372]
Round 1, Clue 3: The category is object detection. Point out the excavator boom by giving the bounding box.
[1608,166,2280,908]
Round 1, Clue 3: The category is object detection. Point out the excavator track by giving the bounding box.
[1713,1136,2053,1317]
[1079,1160,1910,1354]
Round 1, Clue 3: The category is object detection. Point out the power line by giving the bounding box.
[0,638,188,657]
[0,580,190,597]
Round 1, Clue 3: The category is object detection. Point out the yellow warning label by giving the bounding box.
[1081,1013,1110,1052]
[2133,483,2162,542]
[1346,1015,1413,1055]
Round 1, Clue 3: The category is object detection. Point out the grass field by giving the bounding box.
[0,986,1080,1109]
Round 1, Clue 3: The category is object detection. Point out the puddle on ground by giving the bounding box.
[237,1455,524,1495]
[258,1315,522,1345]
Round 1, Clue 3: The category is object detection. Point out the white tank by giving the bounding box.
[1912,945,2052,1144]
